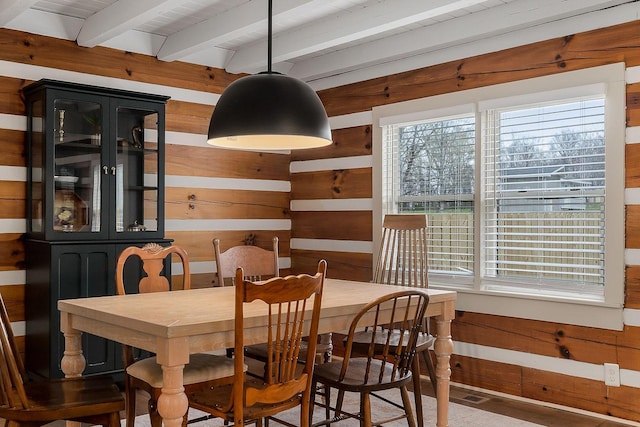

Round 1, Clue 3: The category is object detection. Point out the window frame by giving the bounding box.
[372,63,626,330]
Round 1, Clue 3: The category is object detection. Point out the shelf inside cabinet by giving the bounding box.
[127,186,159,191]
[117,139,158,154]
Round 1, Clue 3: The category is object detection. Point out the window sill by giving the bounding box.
[430,282,624,330]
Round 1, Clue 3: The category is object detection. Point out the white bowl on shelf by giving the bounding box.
[54,175,79,183]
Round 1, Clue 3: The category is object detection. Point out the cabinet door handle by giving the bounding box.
[103,165,108,174]
[111,166,116,175]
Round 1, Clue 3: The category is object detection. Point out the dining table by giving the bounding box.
[58,278,456,427]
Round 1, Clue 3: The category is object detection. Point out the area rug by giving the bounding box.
[128,388,543,427]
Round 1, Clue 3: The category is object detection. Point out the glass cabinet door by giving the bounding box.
[114,106,161,236]
[25,80,168,241]
[52,98,105,235]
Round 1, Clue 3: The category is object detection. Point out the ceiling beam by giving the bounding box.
[157,0,318,63]
[290,0,632,82]
[225,0,491,74]
[76,0,187,47]
[0,0,39,26]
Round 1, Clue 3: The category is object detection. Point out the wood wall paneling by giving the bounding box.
[625,144,640,188]
[453,311,618,366]
[165,144,290,181]
[0,285,25,321]
[522,368,640,421]
[290,168,372,200]
[625,266,640,308]
[165,100,213,135]
[0,234,24,271]
[291,211,372,241]
[165,188,290,220]
[0,130,27,168]
[628,83,640,127]
[0,181,26,219]
[0,77,28,115]
[291,125,372,161]
[450,354,523,396]
[626,205,640,248]
[291,249,371,282]
[616,324,640,369]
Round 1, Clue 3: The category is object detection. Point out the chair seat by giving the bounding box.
[314,357,412,393]
[351,329,434,351]
[245,340,332,362]
[188,377,302,421]
[6,376,124,422]
[127,353,245,388]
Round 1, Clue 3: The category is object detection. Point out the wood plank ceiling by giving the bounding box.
[1,0,638,90]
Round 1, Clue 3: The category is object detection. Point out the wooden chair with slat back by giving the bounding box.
[353,214,437,427]
[187,260,327,427]
[0,293,125,427]
[213,237,280,287]
[116,243,239,427]
[311,289,431,427]
[214,237,333,365]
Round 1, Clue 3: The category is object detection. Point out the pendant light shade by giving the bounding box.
[207,0,332,150]
[207,72,332,150]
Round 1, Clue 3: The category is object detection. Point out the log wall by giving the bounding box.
[1,18,640,422]
[291,20,640,422]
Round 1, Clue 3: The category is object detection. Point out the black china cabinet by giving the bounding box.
[23,79,170,378]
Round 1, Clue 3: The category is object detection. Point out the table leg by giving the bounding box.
[60,313,86,378]
[157,364,188,427]
[156,339,189,427]
[434,313,454,427]
[60,315,86,427]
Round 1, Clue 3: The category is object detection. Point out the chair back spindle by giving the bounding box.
[375,214,428,288]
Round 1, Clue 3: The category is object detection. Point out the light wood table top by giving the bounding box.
[59,278,456,427]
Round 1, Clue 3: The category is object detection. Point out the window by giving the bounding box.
[483,98,606,298]
[384,115,475,278]
[373,64,625,329]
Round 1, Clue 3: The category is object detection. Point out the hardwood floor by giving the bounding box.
[36,371,636,426]
[125,371,636,427]
[418,378,635,427]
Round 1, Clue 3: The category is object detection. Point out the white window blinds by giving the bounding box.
[383,115,476,277]
[482,98,605,292]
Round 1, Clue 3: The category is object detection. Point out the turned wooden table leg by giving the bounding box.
[60,313,86,378]
[60,313,86,427]
[434,303,454,427]
[157,338,189,427]
[158,364,188,427]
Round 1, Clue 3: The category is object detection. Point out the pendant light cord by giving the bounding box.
[267,0,273,73]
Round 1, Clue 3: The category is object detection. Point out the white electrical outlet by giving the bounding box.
[604,363,620,387]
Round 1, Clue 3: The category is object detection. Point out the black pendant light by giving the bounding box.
[207,0,332,150]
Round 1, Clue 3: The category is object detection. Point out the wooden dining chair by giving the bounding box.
[116,243,238,427]
[353,214,437,427]
[213,237,280,287]
[214,237,333,365]
[311,289,430,427]
[0,293,125,427]
[187,260,327,427]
